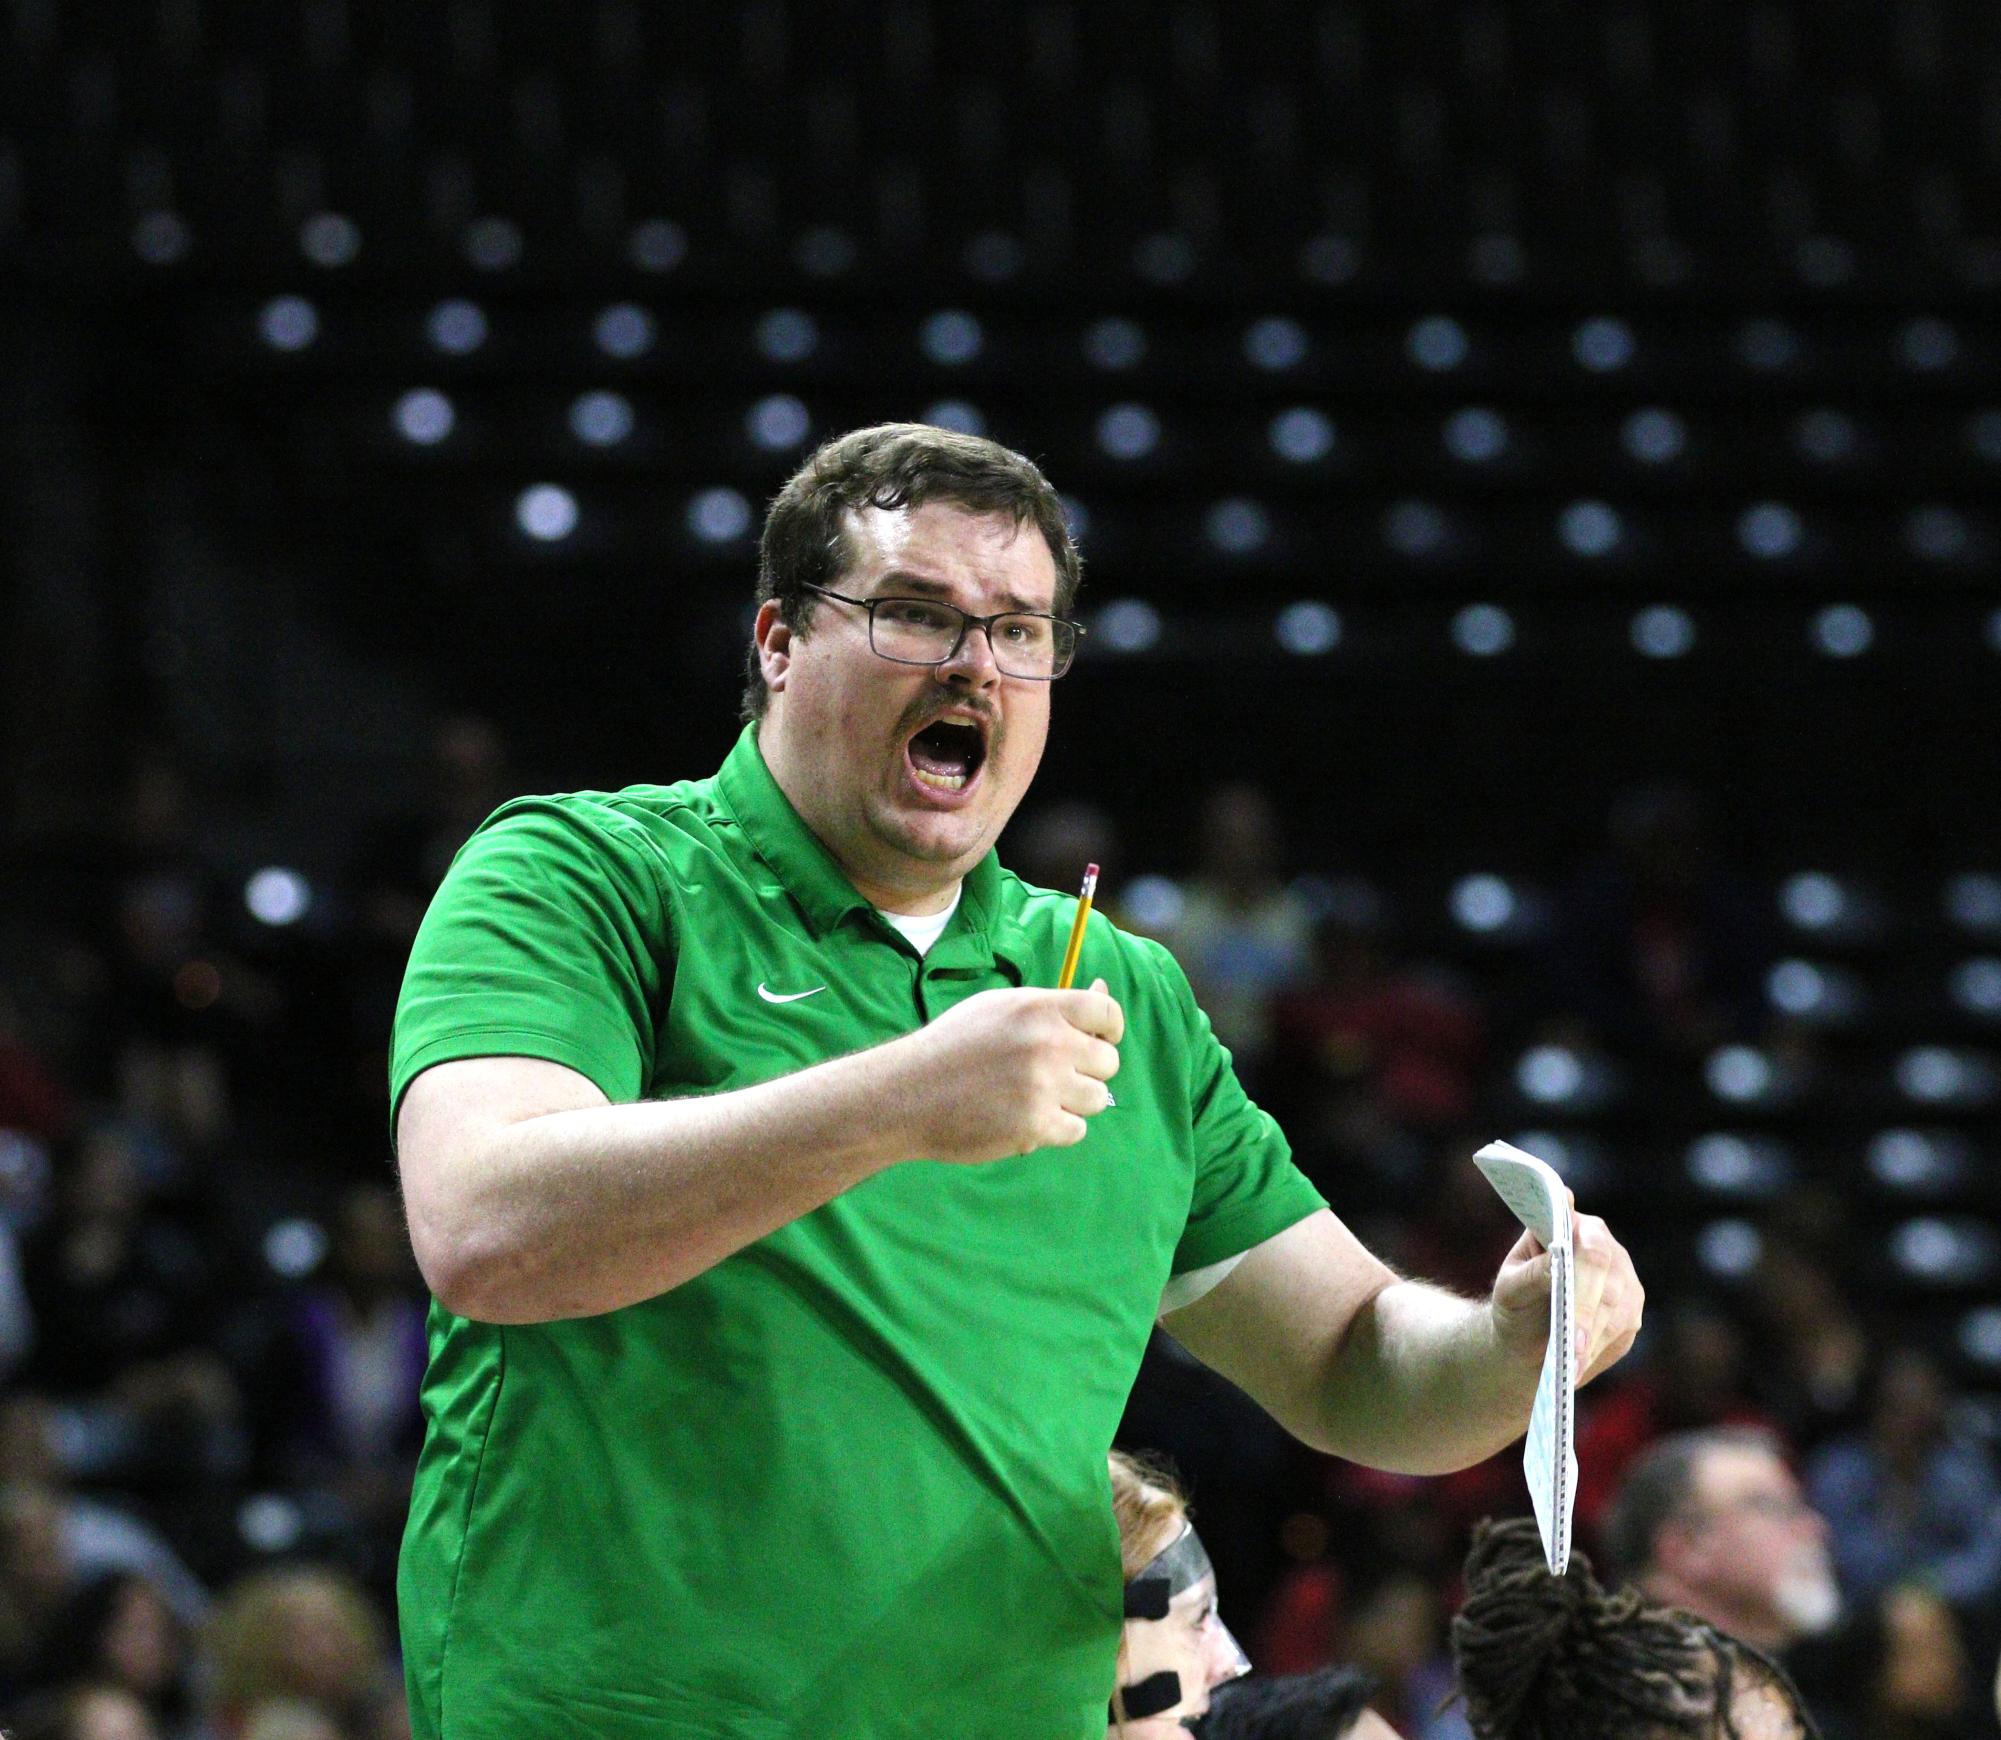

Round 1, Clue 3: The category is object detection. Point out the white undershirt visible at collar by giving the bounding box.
[877,889,962,957]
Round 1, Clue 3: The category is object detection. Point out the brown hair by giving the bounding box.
[1109,1448,1189,1580]
[1450,1516,1822,1740]
[741,421,1083,720]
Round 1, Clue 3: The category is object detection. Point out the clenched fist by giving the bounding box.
[886,979,1124,1164]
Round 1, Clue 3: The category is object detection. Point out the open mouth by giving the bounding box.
[904,715,988,795]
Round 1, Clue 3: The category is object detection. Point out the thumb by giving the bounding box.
[1089,977,1108,993]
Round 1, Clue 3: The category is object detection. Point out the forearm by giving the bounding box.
[1315,1278,1546,1475]
[434,1045,920,1323]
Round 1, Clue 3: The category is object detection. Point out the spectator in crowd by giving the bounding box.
[1602,1428,1841,1659]
[1154,782,1316,1082]
[6,1682,161,1740]
[1266,910,1483,1192]
[203,1565,395,1740]
[1200,1665,1402,1738]
[1545,785,1768,1064]
[0,1398,208,1631]
[260,1184,426,1530]
[37,1571,193,1739]
[1807,1346,2001,1615]
[1747,1233,1869,1448]
[1602,1428,1863,1737]
[1574,1304,1784,1551]
[1449,1515,1820,1739]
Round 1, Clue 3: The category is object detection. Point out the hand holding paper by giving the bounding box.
[1474,1140,1646,1574]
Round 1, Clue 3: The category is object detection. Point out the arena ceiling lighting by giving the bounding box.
[687,488,752,544]
[1705,1044,1776,1103]
[1443,407,1508,464]
[1946,873,2001,932]
[919,310,983,366]
[1867,1129,1963,1193]
[1792,408,1859,464]
[754,308,817,364]
[425,299,488,356]
[1205,499,1269,555]
[1685,1133,1788,1198]
[1955,959,2001,1016]
[1621,408,1687,465]
[1096,404,1159,460]
[1738,502,1803,558]
[1269,407,1335,464]
[1631,605,1695,658]
[1451,603,1514,656]
[1081,318,1146,370]
[628,218,687,274]
[1697,1219,1762,1278]
[257,295,318,352]
[1274,601,1341,656]
[1558,500,1622,556]
[393,389,455,446]
[1132,233,1195,284]
[464,216,523,271]
[1406,316,1469,372]
[1968,411,2001,463]
[570,391,634,448]
[1298,234,1359,284]
[516,484,579,542]
[1905,506,1970,562]
[1516,1045,1587,1107]
[1897,316,1960,371]
[1243,317,1308,371]
[1810,604,1874,657]
[1384,499,1449,557]
[916,400,980,434]
[745,394,809,451]
[1450,874,1517,933]
[132,211,190,264]
[1572,316,1635,372]
[244,868,310,926]
[1735,318,1800,371]
[1094,599,1161,653]
[593,303,656,360]
[299,211,360,267]
[1780,871,1848,931]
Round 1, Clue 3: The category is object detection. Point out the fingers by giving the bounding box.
[1075,1036,1121,1083]
[1059,1071,1114,1119]
[1572,1214,1645,1385]
[1058,984,1125,1045]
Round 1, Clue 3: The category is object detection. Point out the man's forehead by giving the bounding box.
[1699,1443,1794,1500]
[840,500,1058,609]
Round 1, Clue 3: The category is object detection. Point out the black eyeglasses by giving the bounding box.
[801,584,1083,680]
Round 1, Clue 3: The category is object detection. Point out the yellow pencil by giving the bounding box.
[1056,863,1099,990]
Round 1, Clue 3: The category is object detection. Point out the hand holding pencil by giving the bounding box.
[890,863,1120,1162]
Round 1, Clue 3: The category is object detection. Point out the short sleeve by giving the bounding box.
[388,797,670,1138]
[1144,940,1327,1275]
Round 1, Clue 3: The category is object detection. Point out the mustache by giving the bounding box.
[901,698,1002,743]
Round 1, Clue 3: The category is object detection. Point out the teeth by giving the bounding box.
[911,766,968,792]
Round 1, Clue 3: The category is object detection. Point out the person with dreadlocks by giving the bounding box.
[1449,1516,1821,1740]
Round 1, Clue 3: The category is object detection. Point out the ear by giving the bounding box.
[754,600,794,695]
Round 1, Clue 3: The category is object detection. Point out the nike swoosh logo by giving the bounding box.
[757,983,828,1004]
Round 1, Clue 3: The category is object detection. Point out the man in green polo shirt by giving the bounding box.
[391,424,1644,1739]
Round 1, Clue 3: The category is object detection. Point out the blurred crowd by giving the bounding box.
[0,722,1996,1737]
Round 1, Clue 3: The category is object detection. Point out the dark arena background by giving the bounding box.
[4,3,2001,1735]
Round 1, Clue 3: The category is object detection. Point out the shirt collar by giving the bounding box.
[716,724,1021,972]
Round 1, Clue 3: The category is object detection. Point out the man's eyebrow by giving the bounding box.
[872,569,1048,615]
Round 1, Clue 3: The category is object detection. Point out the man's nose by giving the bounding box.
[936,622,1001,687]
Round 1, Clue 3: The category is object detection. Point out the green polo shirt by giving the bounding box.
[390,725,1325,1740]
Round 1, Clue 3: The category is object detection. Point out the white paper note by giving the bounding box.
[1472,1139,1577,1575]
